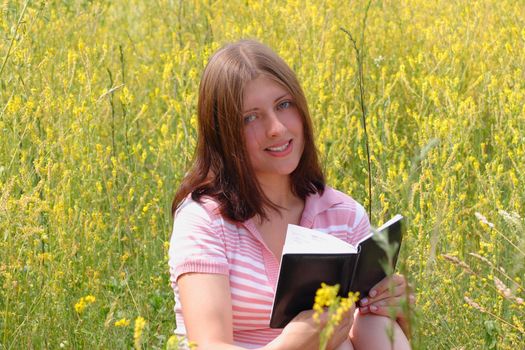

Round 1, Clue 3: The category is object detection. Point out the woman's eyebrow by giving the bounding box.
[274,93,290,102]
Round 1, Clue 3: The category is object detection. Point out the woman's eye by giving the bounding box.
[278,101,291,110]
[244,114,257,124]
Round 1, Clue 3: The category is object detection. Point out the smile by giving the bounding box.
[266,141,291,152]
[264,139,294,157]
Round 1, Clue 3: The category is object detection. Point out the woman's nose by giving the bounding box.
[265,112,286,138]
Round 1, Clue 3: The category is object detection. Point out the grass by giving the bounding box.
[1,0,524,348]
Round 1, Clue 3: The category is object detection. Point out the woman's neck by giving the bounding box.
[256,174,301,210]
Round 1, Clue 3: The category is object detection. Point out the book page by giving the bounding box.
[283,224,358,255]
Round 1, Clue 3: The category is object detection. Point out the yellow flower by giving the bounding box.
[74,300,86,314]
[312,283,359,324]
[133,316,147,350]
[166,335,179,350]
[313,284,359,349]
[84,295,96,304]
[313,283,340,321]
[74,295,96,314]
[114,318,130,327]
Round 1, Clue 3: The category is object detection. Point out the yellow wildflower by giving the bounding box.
[84,295,96,304]
[74,300,86,314]
[74,295,96,314]
[134,316,147,350]
[114,318,130,327]
[313,283,340,321]
[166,335,179,350]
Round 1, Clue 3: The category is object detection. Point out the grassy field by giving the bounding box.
[1,0,524,348]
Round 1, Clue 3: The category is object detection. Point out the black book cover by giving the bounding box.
[269,215,403,329]
[349,216,403,298]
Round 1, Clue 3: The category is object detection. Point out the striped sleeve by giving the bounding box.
[168,200,229,282]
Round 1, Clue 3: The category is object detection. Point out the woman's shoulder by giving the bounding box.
[171,195,230,244]
[175,194,222,220]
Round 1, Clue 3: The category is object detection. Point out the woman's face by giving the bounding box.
[242,75,304,183]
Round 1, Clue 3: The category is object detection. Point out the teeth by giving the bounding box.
[267,142,289,152]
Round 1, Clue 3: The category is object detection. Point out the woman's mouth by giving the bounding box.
[265,140,293,156]
[266,141,290,152]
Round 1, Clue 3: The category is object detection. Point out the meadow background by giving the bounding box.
[1,0,524,348]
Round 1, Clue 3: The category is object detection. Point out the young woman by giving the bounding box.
[169,40,412,350]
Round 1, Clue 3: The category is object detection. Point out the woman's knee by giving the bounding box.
[350,313,410,350]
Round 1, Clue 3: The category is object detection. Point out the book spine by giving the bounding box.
[340,258,352,296]
[340,250,360,296]
[347,246,362,297]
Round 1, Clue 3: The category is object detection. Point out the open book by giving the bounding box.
[269,214,403,328]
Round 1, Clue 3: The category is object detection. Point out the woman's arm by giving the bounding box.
[178,273,355,350]
[178,273,246,350]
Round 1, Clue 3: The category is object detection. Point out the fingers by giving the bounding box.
[359,305,402,318]
[360,274,408,307]
[372,274,406,297]
[359,293,416,318]
[362,283,406,305]
[359,301,404,318]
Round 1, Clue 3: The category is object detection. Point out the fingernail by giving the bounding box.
[360,306,369,313]
[360,298,369,306]
[369,290,377,297]
[370,305,378,312]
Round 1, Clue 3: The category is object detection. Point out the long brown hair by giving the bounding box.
[172,40,324,221]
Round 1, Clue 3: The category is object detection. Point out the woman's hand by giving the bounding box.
[357,274,415,334]
[273,304,355,350]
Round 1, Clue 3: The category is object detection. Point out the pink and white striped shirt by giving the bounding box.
[168,186,370,348]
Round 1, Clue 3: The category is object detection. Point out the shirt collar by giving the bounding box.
[300,186,344,227]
